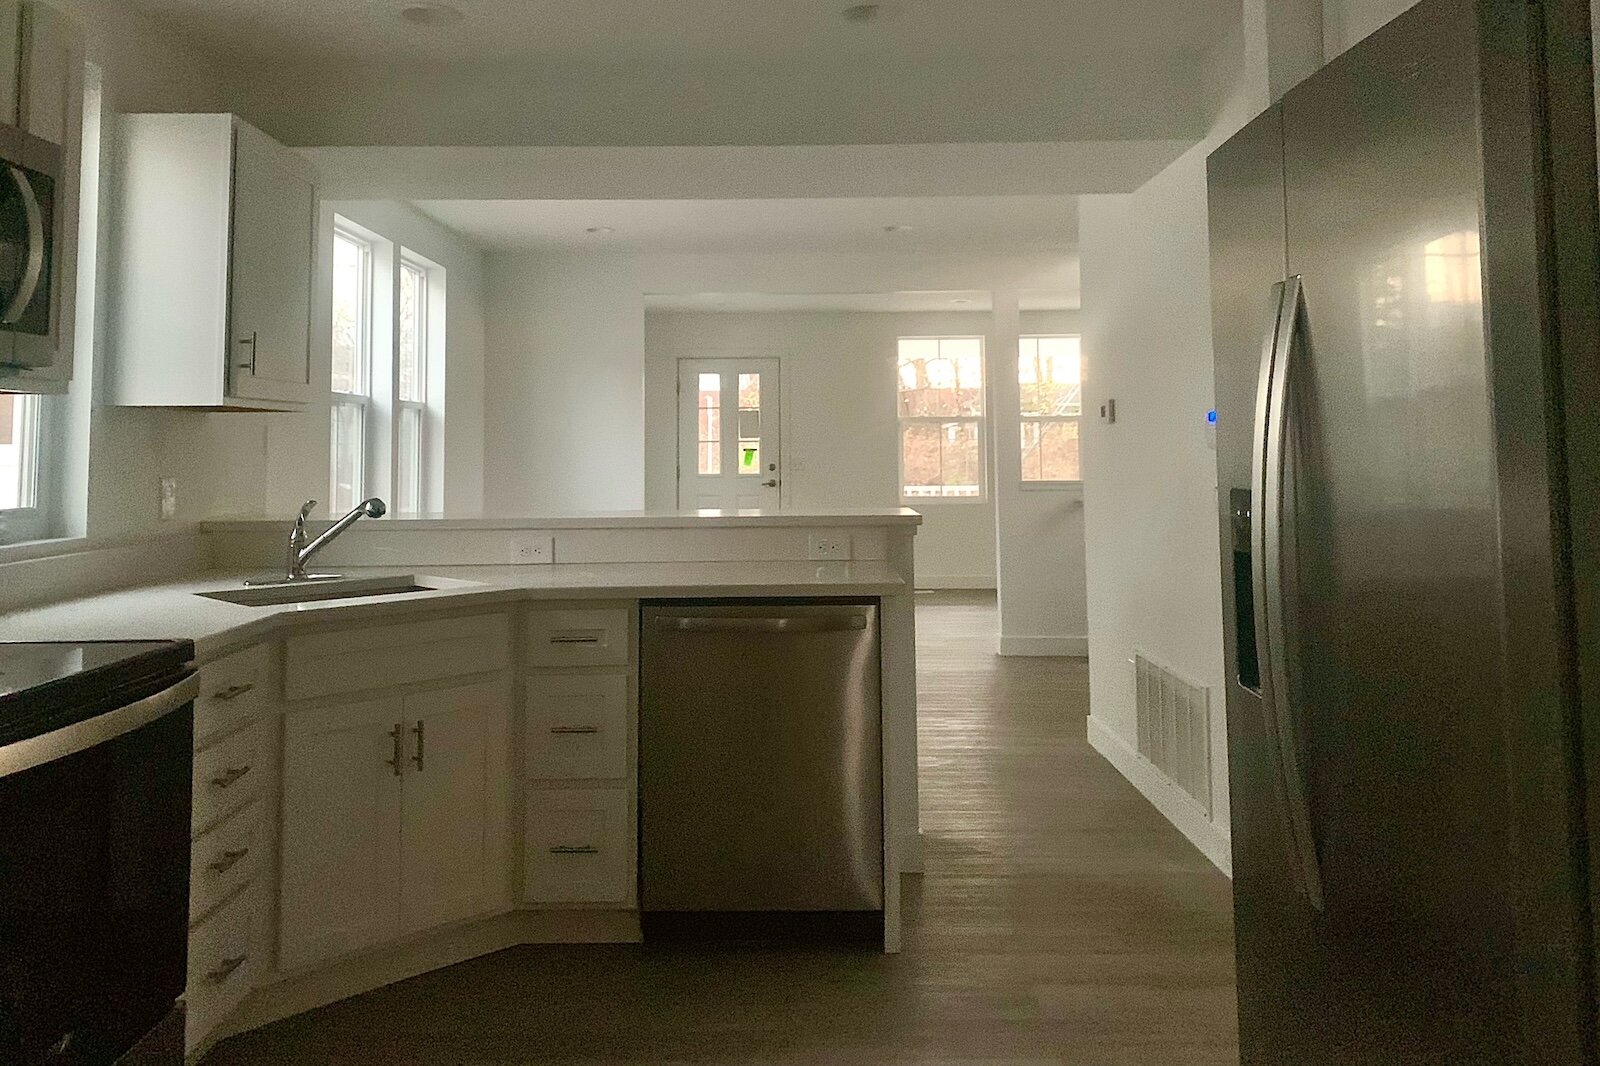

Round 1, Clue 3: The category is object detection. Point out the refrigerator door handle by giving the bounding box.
[1251,276,1325,912]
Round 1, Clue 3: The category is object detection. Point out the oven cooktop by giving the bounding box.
[0,640,194,747]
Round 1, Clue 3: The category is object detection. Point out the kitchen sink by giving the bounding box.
[198,575,437,607]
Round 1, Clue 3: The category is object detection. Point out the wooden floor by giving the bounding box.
[208,592,1239,1065]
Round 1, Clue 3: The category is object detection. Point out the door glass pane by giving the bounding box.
[737,373,761,476]
[697,373,721,475]
[329,402,364,515]
[397,407,422,514]
[399,261,425,403]
[331,233,367,396]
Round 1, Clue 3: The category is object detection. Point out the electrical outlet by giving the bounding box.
[807,533,850,561]
[159,478,178,520]
[509,533,554,565]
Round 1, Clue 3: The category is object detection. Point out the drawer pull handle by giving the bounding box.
[549,845,599,856]
[386,723,403,777]
[207,955,248,985]
[211,765,252,789]
[550,725,600,735]
[549,632,603,646]
[212,683,255,702]
[411,720,426,772]
[209,847,251,874]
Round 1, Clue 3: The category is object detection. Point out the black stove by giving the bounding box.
[0,640,195,1065]
[0,640,193,747]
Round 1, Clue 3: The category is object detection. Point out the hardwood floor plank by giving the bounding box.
[206,592,1238,1064]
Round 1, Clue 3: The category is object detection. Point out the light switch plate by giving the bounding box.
[509,533,554,565]
[807,533,850,561]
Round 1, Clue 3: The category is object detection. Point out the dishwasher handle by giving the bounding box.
[656,614,868,634]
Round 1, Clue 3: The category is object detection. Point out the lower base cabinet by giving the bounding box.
[524,789,632,905]
[278,678,510,972]
[187,880,268,1050]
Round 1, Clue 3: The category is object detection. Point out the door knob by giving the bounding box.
[762,479,778,488]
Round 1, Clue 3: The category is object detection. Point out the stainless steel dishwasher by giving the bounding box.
[639,601,883,927]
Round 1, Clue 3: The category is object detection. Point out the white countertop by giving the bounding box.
[0,561,906,663]
[203,508,924,532]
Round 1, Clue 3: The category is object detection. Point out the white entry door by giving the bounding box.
[677,359,782,511]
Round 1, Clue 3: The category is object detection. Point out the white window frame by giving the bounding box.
[1018,334,1084,490]
[330,215,445,518]
[896,335,988,503]
[330,225,373,515]
[393,255,429,515]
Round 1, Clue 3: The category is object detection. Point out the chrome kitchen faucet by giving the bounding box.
[247,498,387,585]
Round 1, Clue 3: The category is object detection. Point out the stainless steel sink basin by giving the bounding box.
[198,575,436,607]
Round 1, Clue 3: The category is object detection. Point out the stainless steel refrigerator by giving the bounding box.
[1206,0,1600,1060]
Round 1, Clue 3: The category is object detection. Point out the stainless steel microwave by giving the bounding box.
[0,122,57,338]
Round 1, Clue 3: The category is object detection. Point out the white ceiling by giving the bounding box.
[128,0,1236,69]
[643,291,1079,313]
[412,196,1078,254]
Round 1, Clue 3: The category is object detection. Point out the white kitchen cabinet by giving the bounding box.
[278,695,404,972]
[278,679,510,972]
[0,1,83,392]
[110,113,315,409]
[399,680,509,935]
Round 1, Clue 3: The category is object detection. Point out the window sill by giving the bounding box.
[0,534,90,562]
[900,497,990,506]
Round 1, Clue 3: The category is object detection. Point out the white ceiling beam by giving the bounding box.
[299,141,1194,202]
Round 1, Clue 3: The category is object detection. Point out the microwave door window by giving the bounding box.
[0,164,51,340]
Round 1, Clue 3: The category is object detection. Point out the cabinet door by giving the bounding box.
[399,680,510,933]
[278,697,403,972]
[228,119,314,406]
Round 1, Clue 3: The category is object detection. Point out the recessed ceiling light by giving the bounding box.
[842,3,882,23]
[883,224,914,234]
[400,3,463,26]
[585,226,616,235]
[951,297,973,306]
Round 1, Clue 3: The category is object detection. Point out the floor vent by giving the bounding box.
[1134,654,1213,817]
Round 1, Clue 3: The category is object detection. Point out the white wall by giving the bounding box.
[1322,0,1419,59]
[482,249,1077,514]
[644,308,1056,589]
[482,253,647,513]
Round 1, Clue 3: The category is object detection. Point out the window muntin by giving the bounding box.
[898,336,985,499]
[1019,335,1083,484]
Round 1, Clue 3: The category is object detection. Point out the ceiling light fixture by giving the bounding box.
[883,224,914,234]
[951,298,973,306]
[585,226,616,235]
[841,3,882,23]
[399,3,464,27]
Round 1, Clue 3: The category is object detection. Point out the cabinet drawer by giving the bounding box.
[526,674,629,781]
[186,880,267,1053]
[195,644,272,748]
[526,608,631,668]
[192,718,269,836]
[190,799,268,925]
[524,789,631,904]
[286,613,511,701]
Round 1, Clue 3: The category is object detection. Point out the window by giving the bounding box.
[897,336,985,500]
[330,229,371,515]
[0,393,45,543]
[1019,335,1083,484]
[396,258,427,515]
[329,219,444,517]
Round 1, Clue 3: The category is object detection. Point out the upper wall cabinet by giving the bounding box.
[0,1,85,394]
[110,114,317,410]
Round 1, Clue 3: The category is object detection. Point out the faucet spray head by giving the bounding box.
[361,498,388,519]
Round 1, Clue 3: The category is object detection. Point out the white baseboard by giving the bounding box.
[1086,715,1233,877]
[916,575,997,591]
[997,634,1089,657]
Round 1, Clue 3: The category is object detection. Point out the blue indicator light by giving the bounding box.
[1206,409,1218,425]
